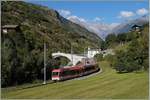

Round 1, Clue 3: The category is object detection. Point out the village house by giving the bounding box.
[131,24,143,32]
[2,25,20,34]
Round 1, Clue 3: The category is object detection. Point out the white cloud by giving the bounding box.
[136,8,148,15]
[94,17,102,21]
[118,11,134,18]
[67,15,87,23]
[58,9,71,17]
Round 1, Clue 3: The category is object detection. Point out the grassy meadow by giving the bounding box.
[1,61,149,99]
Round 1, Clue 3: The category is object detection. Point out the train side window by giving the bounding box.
[70,70,75,75]
[85,66,94,71]
[62,71,67,76]
[71,70,74,75]
[62,69,80,76]
[63,70,71,76]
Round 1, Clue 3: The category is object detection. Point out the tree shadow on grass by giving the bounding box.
[17,81,55,90]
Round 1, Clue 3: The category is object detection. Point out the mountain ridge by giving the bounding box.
[110,15,149,34]
[67,14,148,39]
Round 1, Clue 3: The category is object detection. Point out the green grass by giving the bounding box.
[2,61,149,99]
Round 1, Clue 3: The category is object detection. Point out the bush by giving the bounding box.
[113,39,148,73]
[94,54,103,61]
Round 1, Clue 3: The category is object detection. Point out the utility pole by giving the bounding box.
[71,44,73,65]
[84,47,86,65]
[43,42,46,84]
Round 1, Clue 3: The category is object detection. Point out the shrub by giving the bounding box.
[94,54,103,61]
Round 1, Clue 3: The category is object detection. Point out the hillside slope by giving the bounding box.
[1,1,102,87]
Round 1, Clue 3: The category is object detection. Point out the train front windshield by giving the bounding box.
[52,72,59,76]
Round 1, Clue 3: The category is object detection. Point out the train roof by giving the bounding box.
[67,66,81,70]
[52,69,62,72]
[52,62,97,72]
[52,64,83,72]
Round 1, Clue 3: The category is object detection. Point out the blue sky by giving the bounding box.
[26,0,148,39]
[27,0,148,24]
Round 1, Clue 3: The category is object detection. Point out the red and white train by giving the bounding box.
[52,58,100,81]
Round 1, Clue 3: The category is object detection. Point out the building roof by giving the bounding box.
[2,25,18,29]
[131,24,142,28]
